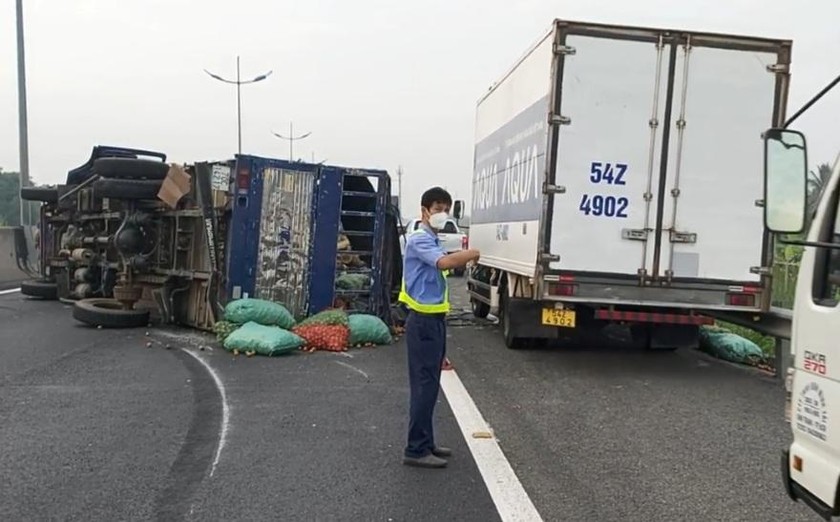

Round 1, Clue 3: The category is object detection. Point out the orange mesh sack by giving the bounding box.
[293,324,350,352]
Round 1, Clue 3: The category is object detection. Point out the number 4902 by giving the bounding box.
[590,162,627,185]
[579,195,629,218]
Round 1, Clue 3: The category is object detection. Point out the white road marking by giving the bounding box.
[441,370,543,522]
[334,360,369,380]
[0,288,21,296]
[181,349,230,478]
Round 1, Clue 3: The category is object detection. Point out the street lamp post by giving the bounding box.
[204,56,272,156]
[271,122,311,162]
[16,0,31,227]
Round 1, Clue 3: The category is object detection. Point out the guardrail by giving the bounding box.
[0,226,36,288]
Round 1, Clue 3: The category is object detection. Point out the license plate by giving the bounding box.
[541,308,576,328]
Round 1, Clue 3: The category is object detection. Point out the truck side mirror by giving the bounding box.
[764,128,808,234]
[453,200,465,220]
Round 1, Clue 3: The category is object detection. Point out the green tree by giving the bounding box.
[807,162,833,216]
[0,170,21,226]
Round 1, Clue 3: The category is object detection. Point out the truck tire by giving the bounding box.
[93,158,169,180]
[20,186,59,203]
[471,296,490,319]
[20,278,58,300]
[501,292,526,349]
[93,179,162,201]
[72,298,150,328]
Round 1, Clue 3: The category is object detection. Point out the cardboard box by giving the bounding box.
[157,164,192,208]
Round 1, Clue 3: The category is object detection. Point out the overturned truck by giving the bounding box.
[20,147,402,330]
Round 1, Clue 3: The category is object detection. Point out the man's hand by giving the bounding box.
[437,248,481,271]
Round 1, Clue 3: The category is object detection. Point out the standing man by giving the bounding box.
[400,187,480,468]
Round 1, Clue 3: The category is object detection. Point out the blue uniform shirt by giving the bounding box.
[403,225,448,307]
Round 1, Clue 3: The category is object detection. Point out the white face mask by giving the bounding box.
[428,212,449,230]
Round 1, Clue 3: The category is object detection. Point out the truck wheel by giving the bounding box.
[20,278,58,300]
[20,186,59,203]
[93,179,163,200]
[72,298,150,328]
[93,158,169,180]
[471,298,490,319]
[501,292,526,349]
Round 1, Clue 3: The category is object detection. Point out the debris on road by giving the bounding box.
[216,303,394,356]
[223,298,296,329]
[223,321,303,356]
[699,326,767,366]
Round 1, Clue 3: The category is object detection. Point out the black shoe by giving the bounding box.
[432,446,452,458]
[403,454,448,468]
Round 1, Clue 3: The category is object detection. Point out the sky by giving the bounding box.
[1,0,839,217]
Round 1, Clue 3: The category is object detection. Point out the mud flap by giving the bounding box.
[507,297,577,340]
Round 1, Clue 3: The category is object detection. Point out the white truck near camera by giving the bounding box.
[467,19,791,349]
[761,72,840,519]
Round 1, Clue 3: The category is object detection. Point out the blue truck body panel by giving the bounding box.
[226,155,394,322]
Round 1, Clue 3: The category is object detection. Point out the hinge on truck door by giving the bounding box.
[670,231,697,244]
[767,63,790,74]
[540,253,560,264]
[549,114,571,126]
[751,266,772,276]
[622,228,648,241]
[553,44,576,55]
[755,199,765,208]
[543,183,566,195]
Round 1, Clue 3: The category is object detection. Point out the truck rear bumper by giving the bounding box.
[782,449,837,520]
[542,274,764,314]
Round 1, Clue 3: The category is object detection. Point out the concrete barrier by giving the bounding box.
[0,226,31,288]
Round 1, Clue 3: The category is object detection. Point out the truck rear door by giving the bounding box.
[547,31,669,277]
[658,39,781,284]
[546,24,788,288]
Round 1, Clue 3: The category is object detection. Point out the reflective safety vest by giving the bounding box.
[399,229,450,314]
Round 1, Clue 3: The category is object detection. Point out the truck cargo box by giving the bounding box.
[470,20,791,313]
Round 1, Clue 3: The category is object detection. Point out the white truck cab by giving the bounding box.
[764,124,840,519]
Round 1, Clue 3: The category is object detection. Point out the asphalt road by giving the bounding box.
[0,286,821,521]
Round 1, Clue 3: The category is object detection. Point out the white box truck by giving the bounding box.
[761,72,840,519]
[467,20,792,349]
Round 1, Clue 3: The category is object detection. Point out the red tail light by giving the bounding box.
[549,284,576,296]
[461,236,469,250]
[726,293,756,307]
[236,167,251,192]
[547,275,577,296]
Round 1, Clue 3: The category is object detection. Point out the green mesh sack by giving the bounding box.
[348,314,393,346]
[699,326,765,365]
[223,321,303,356]
[298,309,349,327]
[224,298,295,329]
[336,273,368,290]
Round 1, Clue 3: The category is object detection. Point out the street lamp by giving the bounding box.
[16,0,31,227]
[204,56,272,156]
[271,123,311,162]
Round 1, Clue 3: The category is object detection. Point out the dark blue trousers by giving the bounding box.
[404,311,447,458]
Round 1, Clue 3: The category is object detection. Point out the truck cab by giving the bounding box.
[764,130,840,519]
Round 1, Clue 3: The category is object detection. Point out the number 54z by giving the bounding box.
[590,162,627,185]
